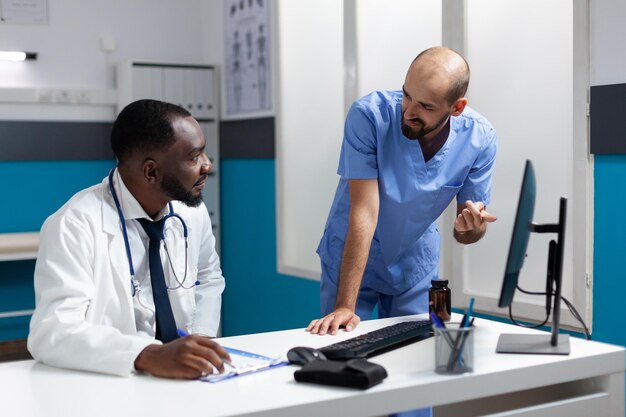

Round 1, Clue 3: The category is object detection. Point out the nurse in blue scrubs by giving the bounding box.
[307,46,498,336]
[308,47,498,417]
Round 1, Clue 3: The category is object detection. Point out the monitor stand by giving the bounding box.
[497,197,571,356]
[496,333,570,355]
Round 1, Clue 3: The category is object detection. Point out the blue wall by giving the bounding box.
[2,156,625,353]
[219,159,320,336]
[0,161,114,340]
[592,155,626,347]
[0,158,322,341]
[218,156,626,350]
[0,161,115,233]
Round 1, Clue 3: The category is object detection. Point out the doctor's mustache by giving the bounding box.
[195,174,209,186]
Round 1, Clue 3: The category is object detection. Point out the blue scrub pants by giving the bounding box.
[320,261,433,417]
[320,262,432,319]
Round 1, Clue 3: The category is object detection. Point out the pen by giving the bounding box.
[177,329,235,373]
[462,297,475,328]
[429,311,446,329]
[430,312,455,348]
[222,358,237,371]
[447,299,475,372]
[453,317,476,370]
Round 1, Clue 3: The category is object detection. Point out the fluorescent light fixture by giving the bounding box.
[0,51,38,62]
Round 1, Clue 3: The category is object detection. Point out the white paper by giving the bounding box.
[201,347,285,382]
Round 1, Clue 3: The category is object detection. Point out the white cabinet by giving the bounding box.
[117,61,221,253]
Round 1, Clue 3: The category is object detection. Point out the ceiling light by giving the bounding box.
[0,51,38,62]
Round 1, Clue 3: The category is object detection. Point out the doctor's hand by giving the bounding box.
[454,200,497,244]
[134,334,231,379]
[305,307,361,336]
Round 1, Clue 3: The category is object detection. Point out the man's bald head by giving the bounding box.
[409,47,470,105]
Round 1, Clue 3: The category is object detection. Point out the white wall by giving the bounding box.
[276,1,595,332]
[201,0,225,67]
[276,0,442,279]
[355,0,442,96]
[0,0,213,120]
[458,0,576,315]
[275,0,345,278]
[591,0,626,85]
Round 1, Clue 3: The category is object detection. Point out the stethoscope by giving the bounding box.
[108,168,199,300]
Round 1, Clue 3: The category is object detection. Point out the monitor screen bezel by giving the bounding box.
[498,160,536,308]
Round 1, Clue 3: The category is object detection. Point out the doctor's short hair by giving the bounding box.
[111,99,191,162]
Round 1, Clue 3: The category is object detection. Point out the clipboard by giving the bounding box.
[201,347,288,383]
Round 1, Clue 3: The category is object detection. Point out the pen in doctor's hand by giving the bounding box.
[222,358,237,371]
[178,329,235,372]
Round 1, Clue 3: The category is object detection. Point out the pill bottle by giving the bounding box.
[429,279,451,322]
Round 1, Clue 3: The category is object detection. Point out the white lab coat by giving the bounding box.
[28,174,225,376]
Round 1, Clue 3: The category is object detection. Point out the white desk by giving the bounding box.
[0,315,623,417]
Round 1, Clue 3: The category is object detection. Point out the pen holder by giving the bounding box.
[434,325,474,375]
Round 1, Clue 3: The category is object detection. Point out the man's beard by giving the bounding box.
[161,173,205,207]
[401,111,450,140]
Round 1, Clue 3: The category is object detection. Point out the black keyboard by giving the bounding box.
[319,319,433,360]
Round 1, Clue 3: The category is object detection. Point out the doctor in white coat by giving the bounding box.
[28,99,230,379]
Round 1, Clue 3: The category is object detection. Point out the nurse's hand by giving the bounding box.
[305,307,361,336]
[134,334,231,379]
[454,200,497,244]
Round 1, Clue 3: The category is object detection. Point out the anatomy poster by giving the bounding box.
[224,0,272,118]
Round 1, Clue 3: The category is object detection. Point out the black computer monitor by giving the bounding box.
[496,160,570,355]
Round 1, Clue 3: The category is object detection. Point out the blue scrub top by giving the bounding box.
[317,90,497,294]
